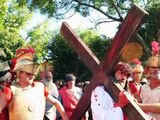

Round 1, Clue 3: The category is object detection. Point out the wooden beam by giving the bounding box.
[101,4,149,74]
[61,22,100,74]
[60,3,149,120]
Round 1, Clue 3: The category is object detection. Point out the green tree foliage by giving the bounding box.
[16,0,160,52]
[16,0,56,18]
[0,0,7,28]
[26,21,54,63]
[79,30,111,60]
[0,1,31,60]
[16,0,152,25]
[48,30,111,82]
[139,2,160,45]
[0,0,53,63]
[15,0,160,81]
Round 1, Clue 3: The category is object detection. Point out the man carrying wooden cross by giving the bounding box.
[91,62,133,120]
[61,3,149,120]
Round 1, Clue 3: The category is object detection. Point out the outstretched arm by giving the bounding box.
[46,94,68,120]
[0,87,12,113]
[138,103,160,113]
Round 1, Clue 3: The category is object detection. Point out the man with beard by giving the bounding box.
[91,62,133,120]
[137,41,160,120]
[41,70,59,120]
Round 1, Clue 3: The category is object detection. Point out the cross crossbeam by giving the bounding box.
[61,4,149,120]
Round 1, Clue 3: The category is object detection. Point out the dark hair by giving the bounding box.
[115,62,132,78]
[65,73,76,83]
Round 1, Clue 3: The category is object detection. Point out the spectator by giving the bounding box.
[41,70,59,120]
[59,73,88,120]
[55,80,64,90]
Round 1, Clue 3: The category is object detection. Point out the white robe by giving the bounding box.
[91,86,123,120]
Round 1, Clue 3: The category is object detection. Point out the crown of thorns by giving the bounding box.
[115,62,132,77]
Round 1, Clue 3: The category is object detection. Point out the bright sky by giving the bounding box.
[20,12,119,39]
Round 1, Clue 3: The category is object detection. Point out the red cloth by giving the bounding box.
[123,113,128,120]
[0,89,9,120]
[59,86,79,118]
[0,107,9,120]
[117,91,131,108]
[129,82,139,94]
[44,85,49,97]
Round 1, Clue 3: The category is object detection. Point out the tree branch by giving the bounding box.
[73,0,122,22]
[111,0,123,22]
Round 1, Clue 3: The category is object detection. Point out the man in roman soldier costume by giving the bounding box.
[0,45,68,120]
[128,59,145,102]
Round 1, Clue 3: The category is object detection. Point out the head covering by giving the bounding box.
[147,41,160,68]
[115,62,132,78]
[147,55,160,68]
[8,45,35,72]
[15,44,35,61]
[133,64,144,73]
[65,73,76,83]
[13,59,36,74]
[11,45,36,74]
[0,71,11,82]
[131,59,144,73]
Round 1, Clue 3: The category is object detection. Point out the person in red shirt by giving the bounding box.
[0,71,11,120]
[59,73,88,120]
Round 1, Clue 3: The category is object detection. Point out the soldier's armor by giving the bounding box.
[9,82,46,120]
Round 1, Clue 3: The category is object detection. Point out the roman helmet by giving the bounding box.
[147,55,160,68]
[12,59,36,74]
[147,41,160,68]
[0,71,11,83]
[131,59,144,73]
[15,44,35,61]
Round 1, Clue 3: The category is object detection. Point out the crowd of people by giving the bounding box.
[0,40,159,120]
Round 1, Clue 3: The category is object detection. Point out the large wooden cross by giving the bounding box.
[61,4,149,120]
